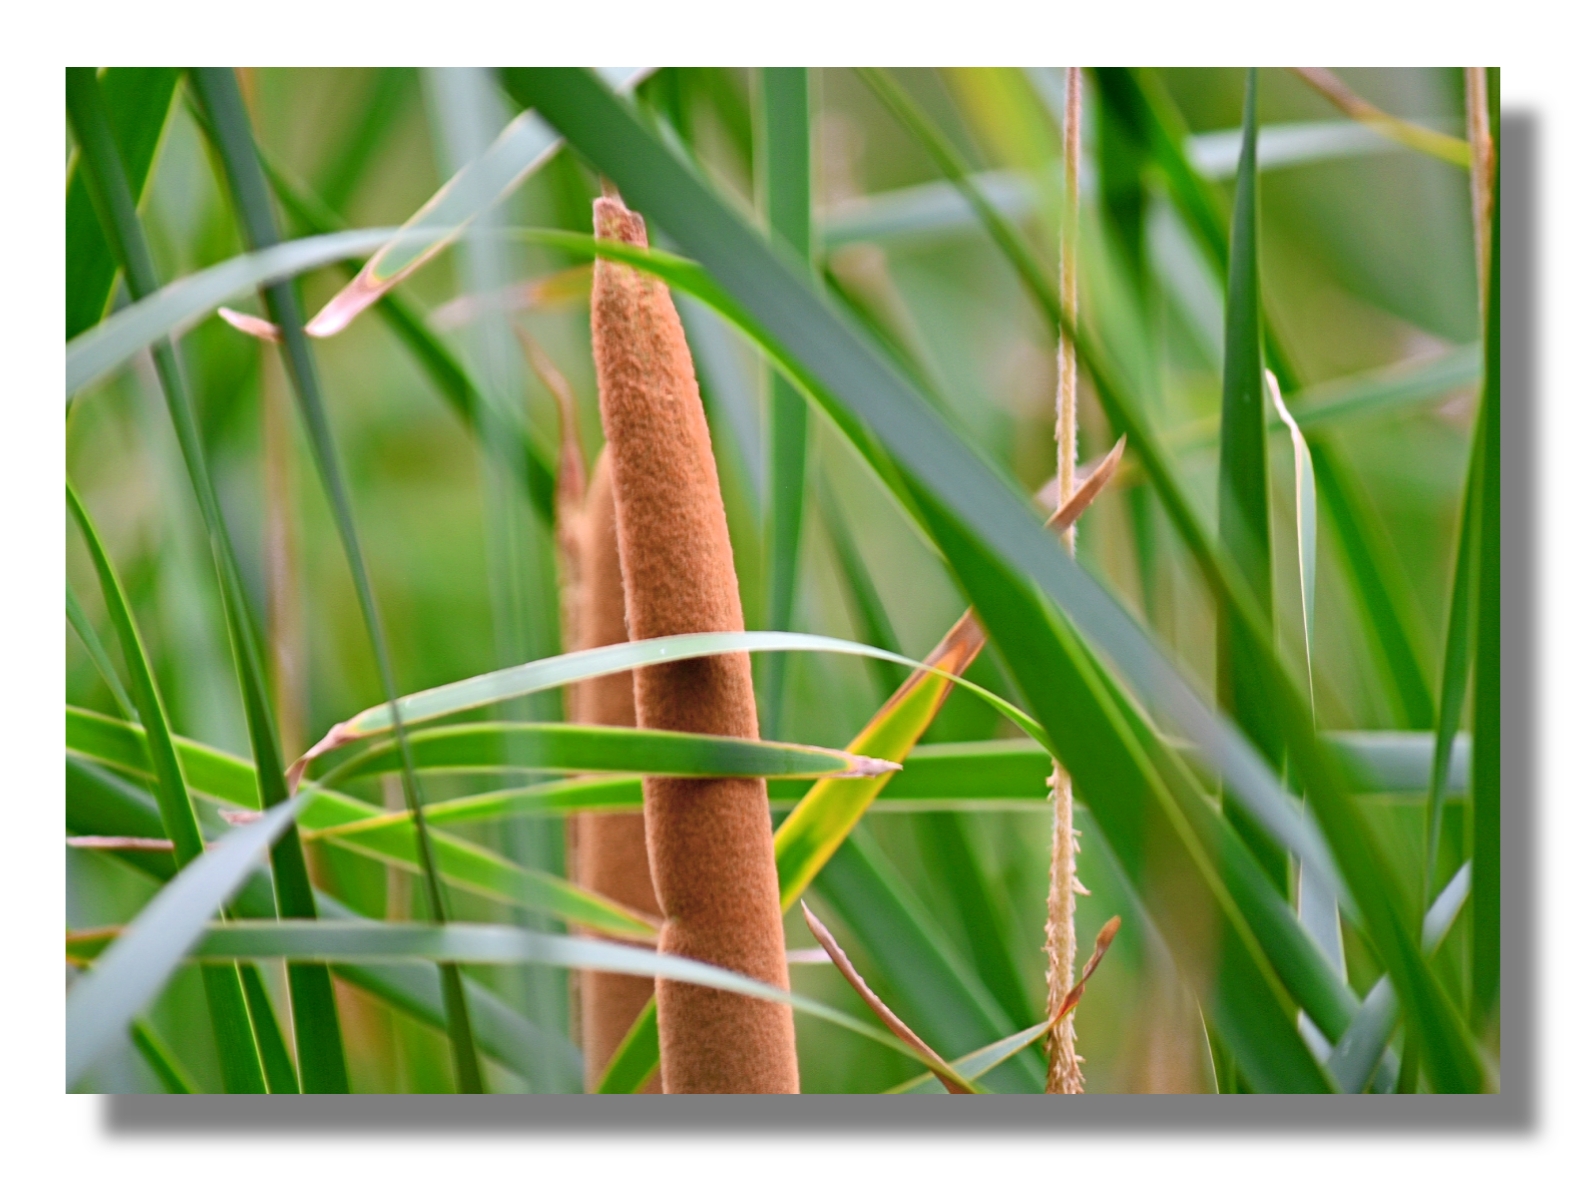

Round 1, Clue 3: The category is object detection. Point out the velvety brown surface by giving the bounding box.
[591,193,799,1094]
[566,454,660,1092]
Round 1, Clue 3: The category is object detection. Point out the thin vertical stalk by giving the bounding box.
[1470,67,1501,1033]
[760,67,813,738]
[67,586,137,720]
[261,351,306,761]
[1044,66,1085,1095]
[1216,69,1285,892]
[423,66,562,1085]
[65,67,333,1093]
[186,67,477,1093]
[1465,68,1494,311]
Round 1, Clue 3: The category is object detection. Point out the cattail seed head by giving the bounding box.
[592,193,798,1093]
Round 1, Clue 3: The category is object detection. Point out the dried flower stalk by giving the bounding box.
[1045,65,1088,1095]
[591,192,798,1093]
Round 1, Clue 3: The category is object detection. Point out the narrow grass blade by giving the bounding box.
[276,730,1465,831]
[813,71,1332,891]
[1327,864,1472,1092]
[800,902,978,1093]
[66,483,266,1093]
[1309,440,1436,728]
[887,1018,1053,1094]
[143,920,976,1078]
[130,1020,197,1094]
[813,829,1043,1092]
[314,894,583,1092]
[1097,69,1442,734]
[314,68,414,217]
[1470,69,1501,1029]
[186,69,473,1092]
[759,67,813,738]
[66,226,399,396]
[1428,421,1482,899]
[316,722,897,786]
[64,708,659,941]
[300,631,1047,766]
[506,68,1484,1091]
[67,67,346,1091]
[67,585,137,720]
[66,68,180,339]
[1268,371,1317,711]
[1290,68,1471,167]
[1163,345,1484,456]
[594,999,659,1094]
[67,758,177,880]
[818,121,1416,251]
[239,963,300,1094]
[1295,345,1482,431]
[305,66,649,338]
[65,338,208,866]
[1218,72,1285,890]
[818,481,905,698]
[911,813,1036,1027]
[67,794,311,1089]
[65,758,582,1089]
[1090,69,1228,271]
[921,505,1333,1091]
[774,613,988,907]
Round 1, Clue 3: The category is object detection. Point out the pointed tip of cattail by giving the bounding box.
[593,192,648,248]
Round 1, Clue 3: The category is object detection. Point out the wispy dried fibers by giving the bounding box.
[591,192,799,1094]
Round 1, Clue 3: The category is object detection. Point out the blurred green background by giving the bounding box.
[67,68,1481,1092]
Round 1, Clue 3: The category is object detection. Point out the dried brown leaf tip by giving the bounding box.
[801,902,976,1094]
[1035,435,1126,530]
[217,306,283,343]
[1051,915,1122,1028]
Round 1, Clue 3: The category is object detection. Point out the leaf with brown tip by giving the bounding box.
[1050,915,1122,1027]
[1035,434,1128,528]
[1290,68,1470,167]
[800,901,979,1094]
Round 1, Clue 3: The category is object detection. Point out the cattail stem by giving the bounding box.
[592,193,799,1093]
[1045,65,1086,1095]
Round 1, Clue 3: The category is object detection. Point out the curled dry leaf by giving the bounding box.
[217,306,283,343]
[1051,915,1122,1028]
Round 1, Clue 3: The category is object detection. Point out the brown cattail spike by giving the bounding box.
[566,452,662,1090]
[591,193,799,1094]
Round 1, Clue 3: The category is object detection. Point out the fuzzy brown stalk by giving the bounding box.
[533,329,662,1092]
[591,193,799,1094]
[1045,65,1088,1096]
[568,455,663,1091]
